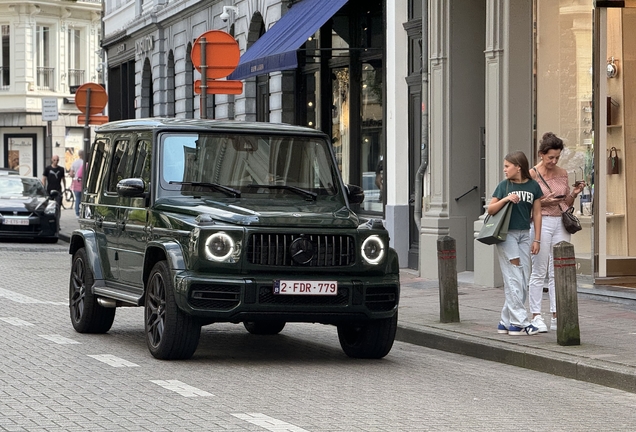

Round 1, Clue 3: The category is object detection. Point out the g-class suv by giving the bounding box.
[68,119,400,360]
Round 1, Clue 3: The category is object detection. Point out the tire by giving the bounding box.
[337,312,398,359]
[144,260,201,360]
[69,248,115,333]
[243,321,286,335]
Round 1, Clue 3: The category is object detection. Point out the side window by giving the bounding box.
[107,140,129,192]
[86,138,110,194]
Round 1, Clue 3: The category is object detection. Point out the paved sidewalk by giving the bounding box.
[58,208,636,393]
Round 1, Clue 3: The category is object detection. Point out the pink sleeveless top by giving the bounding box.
[534,169,570,217]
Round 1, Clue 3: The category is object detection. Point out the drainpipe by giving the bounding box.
[413,1,428,230]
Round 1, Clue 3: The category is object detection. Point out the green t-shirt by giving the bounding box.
[492,179,543,230]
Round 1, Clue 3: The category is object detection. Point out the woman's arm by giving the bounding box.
[487,194,516,215]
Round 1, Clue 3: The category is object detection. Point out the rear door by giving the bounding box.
[118,136,152,288]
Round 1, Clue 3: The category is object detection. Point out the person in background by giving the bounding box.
[68,150,84,218]
[375,158,383,202]
[529,133,586,332]
[42,155,66,227]
[489,151,543,336]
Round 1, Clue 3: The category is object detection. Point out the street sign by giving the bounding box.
[42,98,58,121]
[191,30,240,78]
[75,83,108,115]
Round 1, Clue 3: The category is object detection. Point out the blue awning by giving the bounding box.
[228,0,348,80]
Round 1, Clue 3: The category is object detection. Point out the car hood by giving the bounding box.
[0,196,47,213]
[154,198,359,228]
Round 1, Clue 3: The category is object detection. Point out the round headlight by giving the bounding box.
[361,235,385,265]
[205,232,235,262]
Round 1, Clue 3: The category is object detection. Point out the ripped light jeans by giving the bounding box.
[496,230,532,328]
[529,215,570,315]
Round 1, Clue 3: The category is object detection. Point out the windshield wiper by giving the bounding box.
[169,181,241,198]
[246,184,317,201]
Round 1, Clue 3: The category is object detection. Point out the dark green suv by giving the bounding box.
[69,118,400,360]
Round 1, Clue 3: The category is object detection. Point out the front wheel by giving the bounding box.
[337,313,398,359]
[69,247,115,333]
[243,321,286,335]
[145,260,201,360]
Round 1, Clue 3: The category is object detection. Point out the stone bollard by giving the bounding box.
[553,241,581,346]
[437,236,460,323]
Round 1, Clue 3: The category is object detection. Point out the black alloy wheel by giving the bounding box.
[337,312,398,359]
[69,247,115,333]
[144,260,201,360]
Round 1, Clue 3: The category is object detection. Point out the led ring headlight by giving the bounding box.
[205,232,235,262]
[361,235,385,265]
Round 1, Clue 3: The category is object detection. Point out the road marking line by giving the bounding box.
[0,287,66,305]
[232,413,310,432]
[87,354,140,367]
[38,334,81,344]
[150,380,213,397]
[0,317,34,326]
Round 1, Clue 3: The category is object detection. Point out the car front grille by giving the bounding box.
[189,284,241,310]
[258,285,349,306]
[247,233,355,267]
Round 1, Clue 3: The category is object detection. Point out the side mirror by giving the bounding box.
[117,178,146,198]
[49,190,60,199]
[346,184,364,205]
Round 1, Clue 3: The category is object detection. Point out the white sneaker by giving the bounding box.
[531,315,548,333]
[551,317,557,331]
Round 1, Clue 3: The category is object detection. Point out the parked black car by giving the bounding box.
[0,175,58,242]
[69,118,400,360]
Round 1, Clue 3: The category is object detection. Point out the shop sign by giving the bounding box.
[135,35,154,57]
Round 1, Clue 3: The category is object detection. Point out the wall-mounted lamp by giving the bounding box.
[607,57,618,79]
[220,5,239,22]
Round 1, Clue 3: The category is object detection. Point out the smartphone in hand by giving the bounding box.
[555,195,565,199]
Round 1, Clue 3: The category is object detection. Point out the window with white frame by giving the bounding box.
[68,28,83,87]
[1,25,9,88]
[36,25,53,90]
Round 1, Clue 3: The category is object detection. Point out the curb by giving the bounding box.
[395,323,636,394]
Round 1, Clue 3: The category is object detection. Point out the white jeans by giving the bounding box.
[496,230,532,328]
[529,215,570,315]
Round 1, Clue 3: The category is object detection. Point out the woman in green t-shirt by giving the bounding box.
[487,151,543,336]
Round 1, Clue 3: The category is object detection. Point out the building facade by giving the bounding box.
[101,0,636,286]
[0,0,103,178]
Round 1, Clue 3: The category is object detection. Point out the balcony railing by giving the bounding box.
[68,69,85,87]
[37,67,55,90]
[0,66,8,90]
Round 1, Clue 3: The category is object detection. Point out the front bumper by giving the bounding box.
[0,215,57,239]
[173,271,400,324]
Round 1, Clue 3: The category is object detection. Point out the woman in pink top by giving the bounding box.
[528,132,586,332]
[70,163,83,218]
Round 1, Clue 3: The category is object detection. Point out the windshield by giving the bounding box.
[160,133,339,199]
[0,177,47,198]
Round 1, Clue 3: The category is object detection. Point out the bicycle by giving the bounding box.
[61,188,75,210]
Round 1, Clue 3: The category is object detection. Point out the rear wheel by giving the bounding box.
[145,260,201,360]
[243,321,286,335]
[337,313,398,359]
[69,247,115,333]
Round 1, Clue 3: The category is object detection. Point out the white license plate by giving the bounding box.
[2,218,29,226]
[273,280,338,295]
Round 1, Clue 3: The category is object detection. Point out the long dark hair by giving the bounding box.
[538,132,564,155]
[505,151,532,181]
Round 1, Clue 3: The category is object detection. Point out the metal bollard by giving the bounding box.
[553,241,581,346]
[437,236,460,323]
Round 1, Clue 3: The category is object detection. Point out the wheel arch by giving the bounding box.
[143,241,186,287]
[69,230,104,281]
